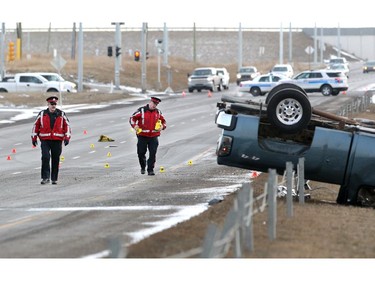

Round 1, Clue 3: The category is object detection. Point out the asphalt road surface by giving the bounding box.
[1,62,374,257]
[0,90,252,257]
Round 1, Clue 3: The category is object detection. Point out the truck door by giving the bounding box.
[18,76,47,93]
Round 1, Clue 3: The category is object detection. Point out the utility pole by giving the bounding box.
[141,22,148,93]
[71,23,76,60]
[193,23,196,63]
[0,23,5,79]
[238,22,243,71]
[112,22,124,90]
[279,23,283,64]
[77,23,83,92]
[163,23,168,66]
[155,39,163,90]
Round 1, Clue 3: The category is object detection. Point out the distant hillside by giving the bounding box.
[5,28,350,65]
[3,28,360,92]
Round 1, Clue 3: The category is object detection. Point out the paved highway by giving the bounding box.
[0,90,251,257]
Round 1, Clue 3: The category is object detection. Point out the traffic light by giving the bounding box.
[134,50,140,61]
[107,46,113,57]
[8,42,15,62]
[115,46,121,57]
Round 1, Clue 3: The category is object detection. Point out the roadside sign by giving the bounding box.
[50,54,66,72]
[305,46,314,55]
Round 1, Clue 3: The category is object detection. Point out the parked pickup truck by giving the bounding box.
[215,83,375,207]
[0,73,76,93]
[188,67,223,93]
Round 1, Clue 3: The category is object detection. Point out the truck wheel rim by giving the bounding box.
[276,98,303,125]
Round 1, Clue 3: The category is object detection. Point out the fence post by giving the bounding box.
[232,197,242,258]
[298,157,305,204]
[246,187,254,252]
[267,169,277,240]
[286,161,294,217]
[201,224,220,258]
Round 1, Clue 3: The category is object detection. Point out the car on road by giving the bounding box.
[238,73,290,96]
[217,67,230,90]
[271,64,294,78]
[327,63,349,78]
[329,57,349,69]
[363,60,375,73]
[291,69,348,96]
[188,67,222,93]
[236,66,260,85]
[216,83,375,207]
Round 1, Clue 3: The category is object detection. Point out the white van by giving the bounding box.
[271,64,294,78]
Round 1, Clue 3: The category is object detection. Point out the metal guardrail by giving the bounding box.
[336,92,373,117]
[167,159,305,258]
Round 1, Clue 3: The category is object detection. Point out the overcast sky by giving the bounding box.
[2,0,373,29]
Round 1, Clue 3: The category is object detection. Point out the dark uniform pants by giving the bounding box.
[41,140,62,181]
[137,136,159,172]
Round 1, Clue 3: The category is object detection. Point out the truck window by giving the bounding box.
[19,76,43,84]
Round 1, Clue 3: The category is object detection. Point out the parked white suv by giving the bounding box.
[271,64,294,78]
[188,67,222,93]
[216,67,230,89]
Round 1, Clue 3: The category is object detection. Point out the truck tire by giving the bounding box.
[266,83,312,134]
[47,88,59,92]
[265,83,307,105]
[217,82,222,92]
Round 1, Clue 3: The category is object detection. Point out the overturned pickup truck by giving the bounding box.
[215,83,375,206]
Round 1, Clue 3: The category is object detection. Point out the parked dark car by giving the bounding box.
[363,60,375,73]
[215,83,375,207]
[236,66,260,85]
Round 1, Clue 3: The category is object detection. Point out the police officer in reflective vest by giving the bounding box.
[129,97,167,175]
[31,96,71,185]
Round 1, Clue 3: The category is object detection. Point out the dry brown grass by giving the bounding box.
[4,54,311,94]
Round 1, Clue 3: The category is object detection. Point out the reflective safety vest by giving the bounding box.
[31,109,71,142]
[129,105,166,138]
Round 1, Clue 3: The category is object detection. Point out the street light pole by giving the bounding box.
[111,22,124,90]
[141,22,148,93]
[155,39,163,90]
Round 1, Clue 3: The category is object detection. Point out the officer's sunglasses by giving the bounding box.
[49,102,57,106]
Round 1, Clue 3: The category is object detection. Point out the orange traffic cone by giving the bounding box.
[208,90,212,97]
[83,130,88,135]
[250,171,259,178]
[12,148,16,153]
[182,91,186,97]
[6,155,12,160]
[342,91,346,95]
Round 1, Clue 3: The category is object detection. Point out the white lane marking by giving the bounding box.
[82,250,111,259]
[12,172,22,175]
[0,205,194,212]
[72,156,81,160]
[125,203,208,245]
